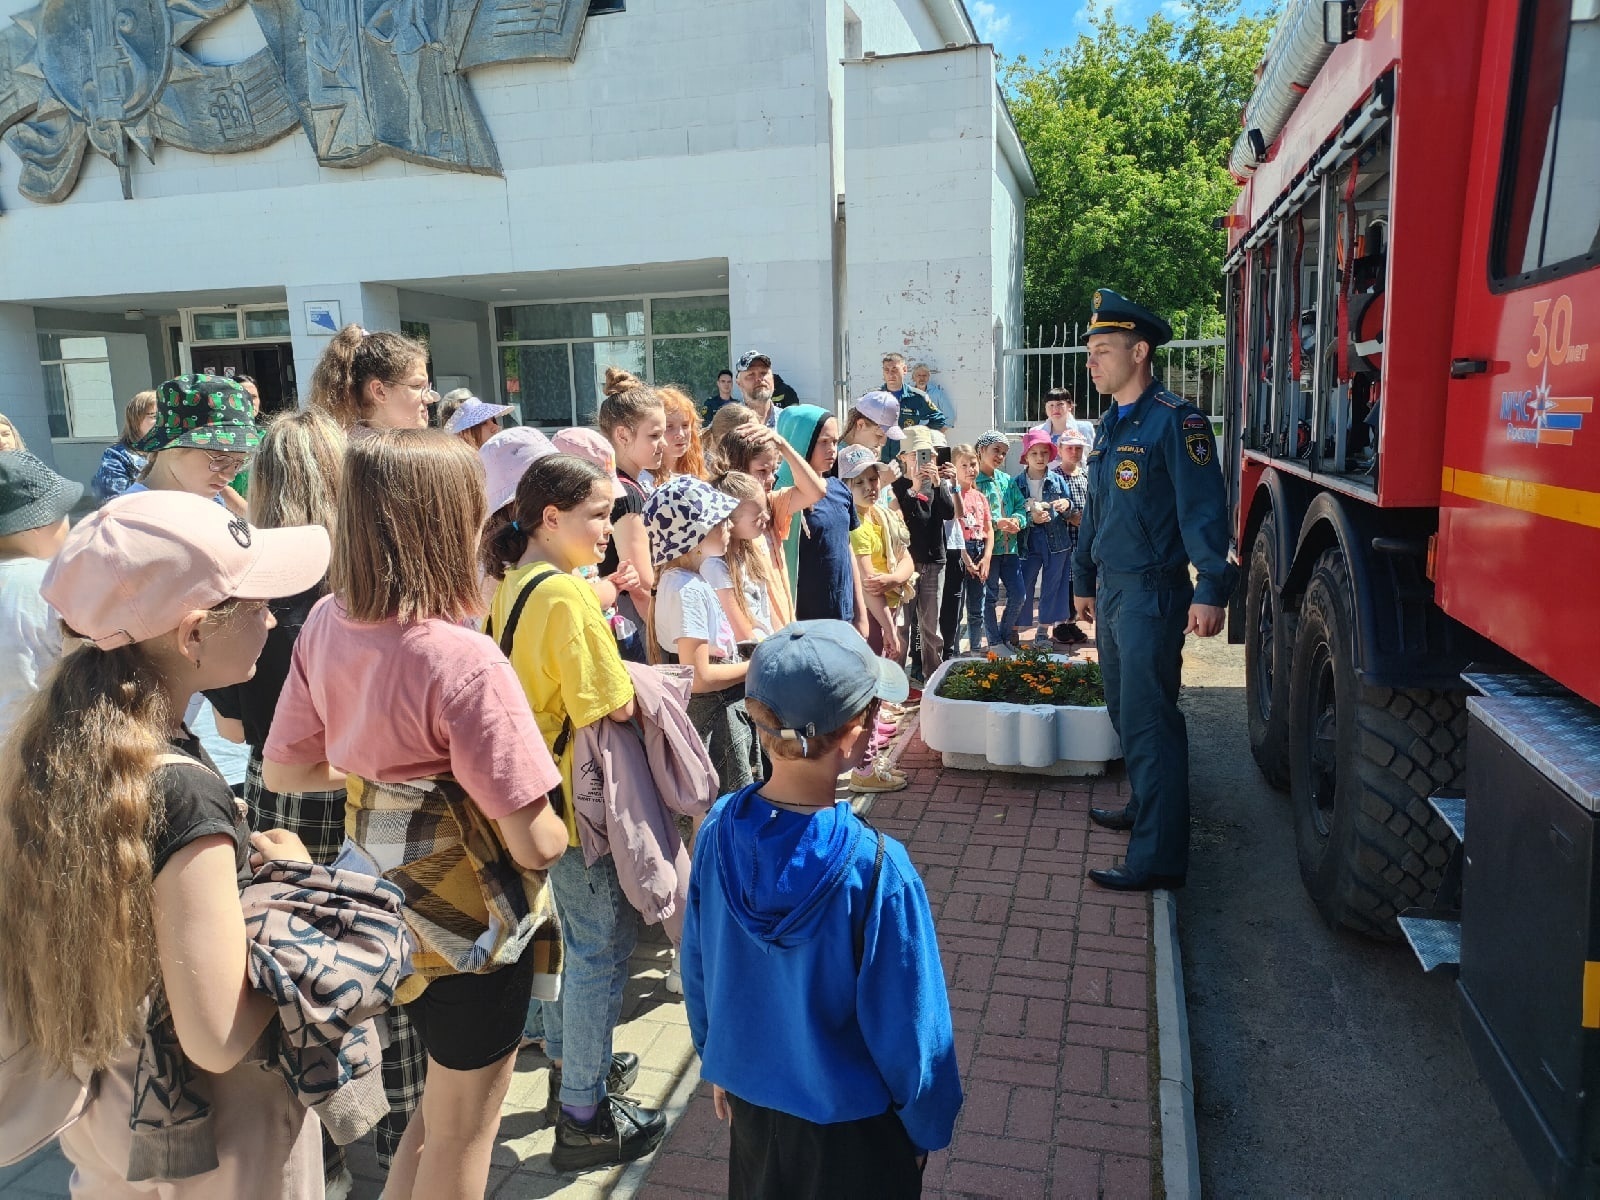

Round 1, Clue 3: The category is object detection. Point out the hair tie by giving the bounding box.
[510,520,521,533]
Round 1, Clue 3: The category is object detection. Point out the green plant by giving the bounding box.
[937,648,1105,707]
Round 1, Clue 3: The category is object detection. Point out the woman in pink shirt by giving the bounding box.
[264,429,567,1200]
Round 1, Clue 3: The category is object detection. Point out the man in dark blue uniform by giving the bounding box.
[1072,289,1237,891]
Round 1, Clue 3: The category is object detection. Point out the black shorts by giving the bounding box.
[406,939,538,1072]
[728,1095,924,1199]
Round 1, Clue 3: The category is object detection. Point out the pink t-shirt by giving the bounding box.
[264,596,560,820]
[959,487,992,541]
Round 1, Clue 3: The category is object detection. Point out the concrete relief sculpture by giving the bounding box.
[0,0,590,206]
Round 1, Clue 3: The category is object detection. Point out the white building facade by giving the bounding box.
[0,0,1032,488]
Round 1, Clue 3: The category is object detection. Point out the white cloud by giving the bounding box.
[972,0,1014,44]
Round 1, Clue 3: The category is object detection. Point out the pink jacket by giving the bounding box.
[569,664,718,934]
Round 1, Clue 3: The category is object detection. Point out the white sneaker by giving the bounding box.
[664,949,683,995]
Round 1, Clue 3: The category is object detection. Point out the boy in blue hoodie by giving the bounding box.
[682,620,962,1198]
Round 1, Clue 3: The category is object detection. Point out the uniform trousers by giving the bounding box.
[1096,577,1193,878]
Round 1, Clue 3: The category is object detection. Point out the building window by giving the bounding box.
[38,334,117,440]
[186,305,293,344]
[494,295,730,426]
[1494,0,1600,283]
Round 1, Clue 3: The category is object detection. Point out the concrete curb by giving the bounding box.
[610,1055,706,1200]
[1153,888,1202,1200]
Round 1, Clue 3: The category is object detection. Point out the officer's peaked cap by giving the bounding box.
[1086,289,1173,348]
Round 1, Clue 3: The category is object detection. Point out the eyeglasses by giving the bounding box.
[204,449,250,472]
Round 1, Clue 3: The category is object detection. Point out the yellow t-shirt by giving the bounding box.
[849,514,903,608]
[489,563,634,847]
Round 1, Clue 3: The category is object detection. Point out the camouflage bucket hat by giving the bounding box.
[133,374,263,455]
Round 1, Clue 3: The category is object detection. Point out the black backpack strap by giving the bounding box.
[486,566,573,805]
[853,826,886,973]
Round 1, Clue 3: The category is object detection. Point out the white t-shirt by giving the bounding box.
[702,554,775,637]
[654,567,738,661]
[0,557,63,747]
[1025,475,1045,502]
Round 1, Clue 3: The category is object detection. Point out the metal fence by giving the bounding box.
[1000,319,1225,428]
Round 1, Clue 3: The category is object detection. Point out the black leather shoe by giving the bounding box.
[545,1052,641,1122]
[1089,806,1135,831]
[550,1094,667,1172]
[1089,865,1186,892]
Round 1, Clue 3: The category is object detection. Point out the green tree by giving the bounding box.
[1004,0,1276,337]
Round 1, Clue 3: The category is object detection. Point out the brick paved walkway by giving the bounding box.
[636,725,1160,1200]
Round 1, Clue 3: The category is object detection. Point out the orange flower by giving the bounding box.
[1039,687,1053,696]
[981,679,992,688]
[986,652,999,661]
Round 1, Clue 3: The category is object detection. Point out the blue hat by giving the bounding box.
[1086,288,1173,347]
[747,620,910,741]
[735,350,772,373]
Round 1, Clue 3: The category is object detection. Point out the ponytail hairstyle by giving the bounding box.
[654,386,707,484]
[595,367,663,440]
[249,407,345,535]
[308,324,428,429]
[480,453,607,581]
[0,640,171,1072]
[703,402,758,473]
[711,470,785,631]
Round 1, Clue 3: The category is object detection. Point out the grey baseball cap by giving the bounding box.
[735,350,772,373]
[0,451,81,537]
[746,620,909,741]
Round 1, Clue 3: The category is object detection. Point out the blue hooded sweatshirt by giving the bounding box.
[681,784,963,1153]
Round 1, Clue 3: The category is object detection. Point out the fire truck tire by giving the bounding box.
[1244,514,1294,790]
[1287,547,1464,937]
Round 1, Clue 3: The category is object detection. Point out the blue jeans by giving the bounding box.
[983,553,1025,646]
[541,850,639,1106]
[1019,549,1072,629]
[961,540,987,648]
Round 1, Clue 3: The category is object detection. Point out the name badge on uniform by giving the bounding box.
[1115,460,1140,489]
[1115,444,1145,454]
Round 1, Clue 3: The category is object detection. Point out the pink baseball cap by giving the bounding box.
[40,491,330,651]
[551,428,627,499]
[1020,428,1058,460]
[480,426,558,513]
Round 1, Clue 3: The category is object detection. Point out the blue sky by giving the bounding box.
[969,0,1277,63]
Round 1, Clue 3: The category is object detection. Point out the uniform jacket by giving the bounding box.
[1072,381,1237,607]
[128,861,408,1181]
[1011,470,1077,556]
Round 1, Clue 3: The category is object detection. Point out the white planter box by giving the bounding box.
[919,657,1122,777]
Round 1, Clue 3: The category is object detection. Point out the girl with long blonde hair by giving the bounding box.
[0,490,331,1196]
[706,470,790,642]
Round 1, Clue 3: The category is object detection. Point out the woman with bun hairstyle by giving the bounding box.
[595,368,666,662]
[0,490,331,1196]
[263,429,568,1200]
[308,324,432,432]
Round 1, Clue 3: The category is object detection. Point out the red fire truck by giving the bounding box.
[1221,0,1599,1188]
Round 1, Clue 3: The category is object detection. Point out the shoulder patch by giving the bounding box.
[1185,433,1213,466]
[1182,413,1210,431]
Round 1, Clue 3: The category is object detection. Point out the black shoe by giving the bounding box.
[550,1094,667,1173]
[544,1052,641,1122]
[1088,865,1186,892]
[1053,621,1089,646]
[1088,806,1135,831]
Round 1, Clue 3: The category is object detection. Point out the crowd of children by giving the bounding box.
[0,336,1008,1199]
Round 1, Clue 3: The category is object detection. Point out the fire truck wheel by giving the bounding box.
[1244,513,1294,790]
[1288,548,1463,937]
